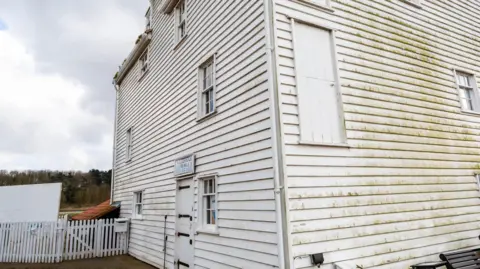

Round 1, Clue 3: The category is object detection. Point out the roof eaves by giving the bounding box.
[114,30,153,86]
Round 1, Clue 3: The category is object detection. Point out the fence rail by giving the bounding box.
[0,219,128,263]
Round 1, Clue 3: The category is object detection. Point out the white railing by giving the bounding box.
[0,219,128,263]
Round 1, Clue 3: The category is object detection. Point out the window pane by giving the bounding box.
[211,197,216,224]
[136,204,142,215]
[205,92,211,114]
[461,98,470,110]
[458,74,471,87]
[460,88,474,110]
[206,196,211,209]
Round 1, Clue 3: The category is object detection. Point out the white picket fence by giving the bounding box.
[0,219,128,263]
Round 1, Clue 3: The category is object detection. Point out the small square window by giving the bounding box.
[455,71,479,112]
[197,56,217,119]
[126,128,133,161]
[201,177,217,227]
[133,191,144,219]
[139,50,149,78]
[175,0,187,43]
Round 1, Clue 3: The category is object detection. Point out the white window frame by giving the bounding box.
[197,54,217,121]
[174,0,187,44]
[138,49,149,79]
[126,128,133,162]
[454,69,480,114]
[133,191,144,219]
[197,175,218,234]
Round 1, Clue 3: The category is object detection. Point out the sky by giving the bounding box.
[0,0,148,171]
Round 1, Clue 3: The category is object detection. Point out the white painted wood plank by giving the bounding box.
[112,0,278,267]
[276,0,480,267]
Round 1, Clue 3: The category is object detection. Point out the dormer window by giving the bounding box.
[145,7,151,29]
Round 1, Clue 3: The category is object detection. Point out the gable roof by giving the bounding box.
[71,199,119,221]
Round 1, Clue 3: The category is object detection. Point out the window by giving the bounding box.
[145,7,151,29]
[292,20,346,145]
[126,128,133,161]
[175,0,186,42]
[133,191,143,219]
[197,56,216,118]
[201,177,217,227]
[139,49,148,78]
[456,71,479,112]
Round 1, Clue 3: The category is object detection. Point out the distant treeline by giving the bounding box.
[0,170,111,208]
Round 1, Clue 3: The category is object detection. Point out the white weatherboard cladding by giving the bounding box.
[0,183,61,223]
[273,0,480,268]
[113,0,279,268]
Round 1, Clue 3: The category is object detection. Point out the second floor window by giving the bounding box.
[456,72,479,112]
[175,0,186,42]
[198,56,216,118]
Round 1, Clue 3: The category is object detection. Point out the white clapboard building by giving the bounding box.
[111,0,480,268]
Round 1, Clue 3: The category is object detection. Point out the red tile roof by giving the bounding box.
[71,199,118,221]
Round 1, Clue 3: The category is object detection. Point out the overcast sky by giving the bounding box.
[0,0,148,171]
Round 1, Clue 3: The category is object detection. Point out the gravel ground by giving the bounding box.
[0,255,156,269]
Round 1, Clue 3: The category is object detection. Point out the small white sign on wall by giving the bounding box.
[174,155,195,177]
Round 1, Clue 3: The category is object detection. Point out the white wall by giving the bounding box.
[273,0,480,268]
[0,183,61,223]
[113,0,280,268]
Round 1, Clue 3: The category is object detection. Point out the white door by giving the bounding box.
[174,178,194,269]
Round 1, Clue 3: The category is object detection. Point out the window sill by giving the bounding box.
[138,69,149,82]
[292,0,334,13]
[196,110,217,123]
[173,34,188,51]
[299,140,350,148]
[461,109,480,116]
[399,0,423,8]
[196,227,219,235]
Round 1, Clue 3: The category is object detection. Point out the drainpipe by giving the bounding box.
[264,0,291,268]
[110,84,120,205]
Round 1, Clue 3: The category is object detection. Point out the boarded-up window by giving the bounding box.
[293,22,345,144]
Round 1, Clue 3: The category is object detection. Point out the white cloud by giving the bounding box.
[0,32,113,171]
[58,3,144,63]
